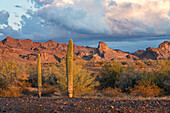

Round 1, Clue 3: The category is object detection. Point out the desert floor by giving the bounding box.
[0,97,169,113]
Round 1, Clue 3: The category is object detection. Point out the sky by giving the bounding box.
[0,0,169,52]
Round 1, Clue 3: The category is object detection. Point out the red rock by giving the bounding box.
[0,37,169,63]
[140,41,170,60]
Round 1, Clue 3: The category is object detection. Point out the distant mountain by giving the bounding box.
[0,37,169,63]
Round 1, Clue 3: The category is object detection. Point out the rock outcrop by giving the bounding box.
[97,41,138,61]
[0,37,169,63]
[133,50,145,56]
[139,41,170,60]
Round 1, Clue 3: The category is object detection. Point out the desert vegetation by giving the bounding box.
[0,47,169,112]
[0,54,169,98]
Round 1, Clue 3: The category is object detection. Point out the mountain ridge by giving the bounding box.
[0,37,169,63]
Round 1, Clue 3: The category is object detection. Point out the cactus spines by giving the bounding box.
[66,39,74,98]
[37,54,42,98]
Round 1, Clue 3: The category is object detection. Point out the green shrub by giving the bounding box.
[115,73,141,92]
[56,62,99,96]
[99,60,123,89]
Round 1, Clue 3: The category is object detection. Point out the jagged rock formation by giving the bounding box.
[133,50,145,56]
[139,41,170,60]
[0,37,169,63]
[97,41,138,61]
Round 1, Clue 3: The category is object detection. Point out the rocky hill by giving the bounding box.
[0,37,169,63]
[139,41,170,60]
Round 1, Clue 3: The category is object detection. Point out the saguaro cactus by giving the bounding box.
[93,50,95,66]
[66,39,73,98]
[37,54,42,98]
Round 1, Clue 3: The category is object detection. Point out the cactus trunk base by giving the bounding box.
[69,94,73,98]
[38,92,41,98]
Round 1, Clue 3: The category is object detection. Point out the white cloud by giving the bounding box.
[106,0,170,36]
[0,0,169,43]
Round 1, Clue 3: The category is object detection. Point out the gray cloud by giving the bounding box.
[0,26,20,39]
[35,1,109,35]
[15,5,23,8]
[0,0,169,52]
[0,10,9,25]
[108,1,117,6]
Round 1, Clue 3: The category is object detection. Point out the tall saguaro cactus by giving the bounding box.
[93,50,95,66]
[37,54,42,98]
[66,39,73,98]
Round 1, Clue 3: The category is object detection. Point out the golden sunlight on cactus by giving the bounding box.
[37,54,42,98]
[66,39,74,98]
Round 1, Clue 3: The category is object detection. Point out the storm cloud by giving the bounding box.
[0,0,169,52]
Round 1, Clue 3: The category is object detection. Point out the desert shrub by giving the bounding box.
[143,60,170,95]
[101,87,125,97]
[56,62,99,96]
[144,59,157,66]
[42,85,56,96]
[135,60,146,68]
[42,64,58,85]
[156,60,170,75]
[0,84,23,97]
[130,79,161,97]
[0,61,30,97]
[96,61,104,66]
[25,63,37,87]
[115,73,141,92]
[73,64,99,96]
[121,61,128,65]
[99,60,123,89]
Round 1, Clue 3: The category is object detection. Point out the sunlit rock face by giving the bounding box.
[139,41,170,60]
[0,37,169,63]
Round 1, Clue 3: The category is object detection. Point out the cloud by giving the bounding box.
[0,26,20,38]
[106,0,170,36]
[15,5,23,8]
[0,0,169,44]
[0,10,9,25]
[108,1,117,6]
[27,0,170,38]
[35,0,109,34]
